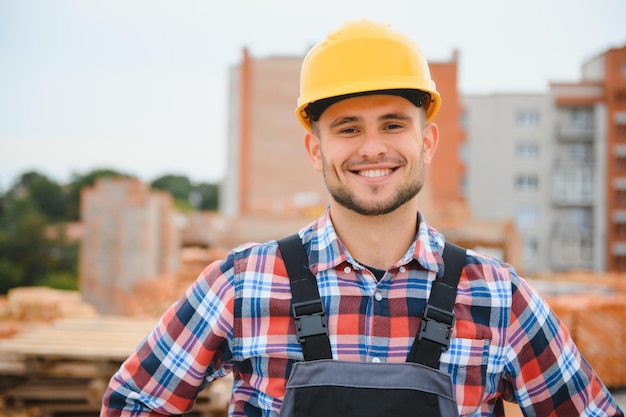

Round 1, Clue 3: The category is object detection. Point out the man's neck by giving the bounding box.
[329,201,419,270]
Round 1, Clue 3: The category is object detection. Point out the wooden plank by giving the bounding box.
[22,358,120,379]
[0,317,159,361]
[0,351,27,374]
[5,382,88,400]
[2,376,230,417]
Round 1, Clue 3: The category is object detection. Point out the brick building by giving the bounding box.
[551,45,626,272]
[79,177,180,314]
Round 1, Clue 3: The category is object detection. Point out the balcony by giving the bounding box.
[551,230,594,270]
[552,164,594,206]
[556,124,595,142]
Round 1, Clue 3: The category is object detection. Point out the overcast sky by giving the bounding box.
[1,0,625,190]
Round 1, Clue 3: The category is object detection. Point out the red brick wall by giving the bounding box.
[604,46,626,271]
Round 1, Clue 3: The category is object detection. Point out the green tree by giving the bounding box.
[0,230,22,294]
[0,197,49,289]
[11,171,67,222]
[39,224,79,291]
[151,175,193,201]
[191,182,220,211]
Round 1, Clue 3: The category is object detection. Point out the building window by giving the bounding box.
[623,62,626,78]
[460,111,468,130]
[615,255,626,272]
[617,125,626,142]
[517,110,539,128]
[516,141,539,161]
[617,156,626,173]
[523,238,539,260]
[569,143,593,163]
[460,173,468,198]
[516,205,538,228]
[617,190,626,207]
[515,174,539,192]
[617,222,626,238]
[566,208,592,230]
[571,108,592,129]
[615,89,626,106]
[553,165,593,204]
[459,142,468,164]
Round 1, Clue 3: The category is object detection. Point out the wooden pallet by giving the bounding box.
[0,317,231,417]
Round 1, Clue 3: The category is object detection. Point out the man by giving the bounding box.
[101,19,623,416]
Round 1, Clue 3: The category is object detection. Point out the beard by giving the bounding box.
[323,158,425,216]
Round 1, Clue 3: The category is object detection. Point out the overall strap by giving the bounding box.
[277,234,332,361]
[407,241,466,368]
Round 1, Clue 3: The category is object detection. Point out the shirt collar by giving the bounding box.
[300,208,445,276]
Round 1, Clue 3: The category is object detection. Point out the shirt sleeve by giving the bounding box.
[100,258,236,416]
[503,270,624,416]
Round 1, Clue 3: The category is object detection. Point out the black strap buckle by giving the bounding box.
[418,304,455,349]
[291,300,328,343]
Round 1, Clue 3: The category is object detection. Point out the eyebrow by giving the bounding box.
[328,116,360,130]
[328,112,412,130]
[380,112,412,122]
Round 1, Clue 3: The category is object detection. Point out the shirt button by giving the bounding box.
[343,266,351,273]
[399,266,407,273]
[372,357,381,363]
[374,291,383,302]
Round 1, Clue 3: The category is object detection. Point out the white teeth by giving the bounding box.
[359,169,392,178]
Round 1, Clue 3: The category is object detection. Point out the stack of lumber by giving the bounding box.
[0,317,232,417]
[3,287,97,323]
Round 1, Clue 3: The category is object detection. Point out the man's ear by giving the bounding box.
[304,131,323,172]
[421,122,439,166]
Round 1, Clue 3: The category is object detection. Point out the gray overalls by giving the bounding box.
[277,235,465,417]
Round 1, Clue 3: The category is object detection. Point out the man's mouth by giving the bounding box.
[357,168,394,178]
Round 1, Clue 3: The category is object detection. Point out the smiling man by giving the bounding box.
[101,19,624,417]
[303,93,438,270]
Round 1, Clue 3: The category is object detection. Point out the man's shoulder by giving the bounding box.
[228,239,283,270]
[463,248,514,279]
[458,248,516,299]
[231,239,280,256]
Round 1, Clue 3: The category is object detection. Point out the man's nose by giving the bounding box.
[358,131,387,159]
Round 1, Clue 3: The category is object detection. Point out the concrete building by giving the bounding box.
[79,177,180,314]
[464,94,554,274]
[465,45,626,274]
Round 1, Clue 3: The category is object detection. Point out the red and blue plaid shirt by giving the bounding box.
[102,210,623,416]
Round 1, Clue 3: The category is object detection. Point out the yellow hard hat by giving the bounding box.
[296,19,441,130]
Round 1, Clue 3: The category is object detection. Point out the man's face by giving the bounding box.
[305,94,439,216]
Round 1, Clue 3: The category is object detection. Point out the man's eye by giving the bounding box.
[385,123,403,130]
[339,127,358,134]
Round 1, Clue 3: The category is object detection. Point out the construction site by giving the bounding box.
[2,41,626,416]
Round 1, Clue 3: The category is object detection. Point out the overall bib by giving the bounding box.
[277,235,465,417]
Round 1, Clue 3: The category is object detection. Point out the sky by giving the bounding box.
[1,0,625,191]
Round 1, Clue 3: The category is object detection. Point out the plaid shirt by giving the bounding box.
[102,210,623,417]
